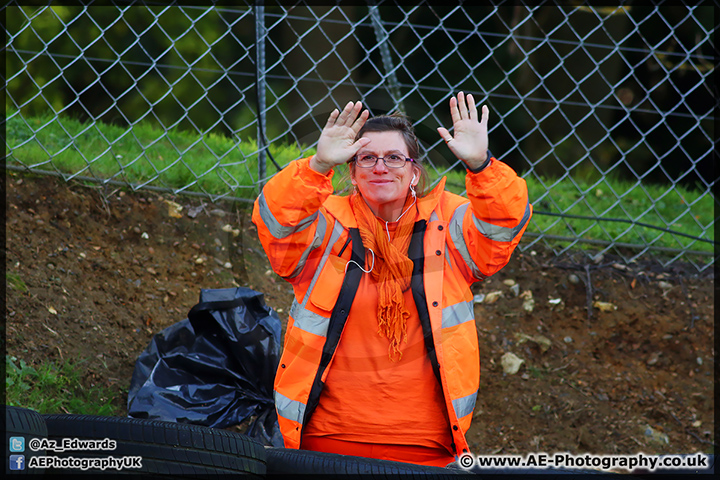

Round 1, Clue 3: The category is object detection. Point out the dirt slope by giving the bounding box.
[5,171,714,459]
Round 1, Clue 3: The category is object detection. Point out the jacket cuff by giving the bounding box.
[466,150,492,174]
[298,155,333,176]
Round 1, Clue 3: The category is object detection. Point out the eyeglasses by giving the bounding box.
[352,153,415,168]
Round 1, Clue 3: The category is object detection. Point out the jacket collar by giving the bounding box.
[324,177,447,228]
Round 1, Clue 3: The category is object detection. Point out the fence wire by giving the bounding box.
[4,2,717,272]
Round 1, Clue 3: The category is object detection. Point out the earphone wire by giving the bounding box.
[385,190,417,242]
[347,182,416,271]
[345,248,375,274]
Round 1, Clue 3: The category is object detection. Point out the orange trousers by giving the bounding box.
[301,436,456,468]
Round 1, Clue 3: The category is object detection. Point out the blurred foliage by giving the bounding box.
[6,4,261,138]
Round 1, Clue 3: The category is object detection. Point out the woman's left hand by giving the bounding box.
[437,92,489,170]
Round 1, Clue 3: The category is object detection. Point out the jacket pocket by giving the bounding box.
[309,255,347,312]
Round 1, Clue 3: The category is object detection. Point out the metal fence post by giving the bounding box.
[369,4,404,112]
[255,0,267,188]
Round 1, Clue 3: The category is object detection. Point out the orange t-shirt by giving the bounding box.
[302,223,453,453]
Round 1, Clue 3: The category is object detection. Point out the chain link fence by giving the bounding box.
[5,2,717,272]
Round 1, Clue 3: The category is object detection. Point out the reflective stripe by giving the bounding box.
[441,301,474,329]
[472,198,532,242]
[257,191,321,239]
[289,298,331,337]
[275,390,306,424]
[291,220,345,337]
[290,214,328,278]
[513,199,533,239]
[452,390,478,420]
[448,203,484,279]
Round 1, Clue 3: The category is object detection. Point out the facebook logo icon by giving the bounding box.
[9,455,25,471]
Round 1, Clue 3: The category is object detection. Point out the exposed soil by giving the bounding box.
[5,171,715,462]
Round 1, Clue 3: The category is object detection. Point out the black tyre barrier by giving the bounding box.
[4,405,48,475]
[42,414,266,477]
[265,447,467,478]
[265,447,624,478]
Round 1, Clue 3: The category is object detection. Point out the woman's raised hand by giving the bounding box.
[310,101,371,175]
[437,92,490,170]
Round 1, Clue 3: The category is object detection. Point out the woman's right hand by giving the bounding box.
[310,101,371,175]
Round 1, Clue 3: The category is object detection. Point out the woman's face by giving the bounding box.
[351,130,419,222]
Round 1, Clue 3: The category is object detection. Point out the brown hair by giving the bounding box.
[350,112,429,197]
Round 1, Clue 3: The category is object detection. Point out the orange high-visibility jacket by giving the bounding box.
[252,155,531,457]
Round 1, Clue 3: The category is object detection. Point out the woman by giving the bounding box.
[252,92,531,467]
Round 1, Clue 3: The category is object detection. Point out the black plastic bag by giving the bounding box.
[127,287,284,447]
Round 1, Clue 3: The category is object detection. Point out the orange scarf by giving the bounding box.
[351,192,417,362]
